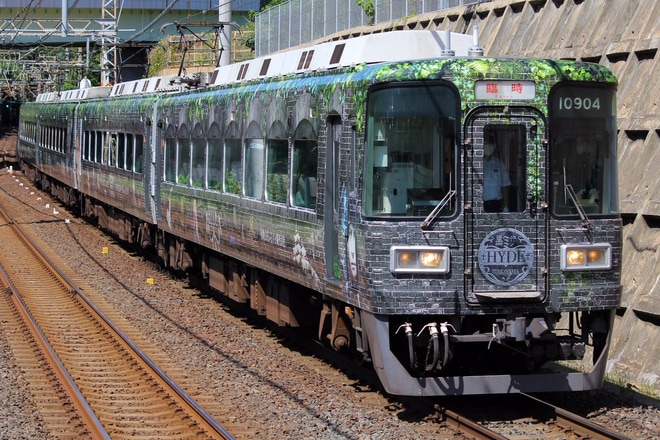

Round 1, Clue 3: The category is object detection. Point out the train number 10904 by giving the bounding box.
[557,96,601,111]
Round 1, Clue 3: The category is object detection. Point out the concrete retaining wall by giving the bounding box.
[326,0,660,392]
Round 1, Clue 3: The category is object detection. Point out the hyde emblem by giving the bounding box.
[477,228,534,286]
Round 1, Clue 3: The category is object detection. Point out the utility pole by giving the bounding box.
[218,1,232,67]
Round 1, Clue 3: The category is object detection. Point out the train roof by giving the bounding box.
[208,30,475,86]
[34,30,477,104]
[35,85,113,102]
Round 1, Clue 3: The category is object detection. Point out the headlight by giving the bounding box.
[561,243,611,271]
[390,246,450,274]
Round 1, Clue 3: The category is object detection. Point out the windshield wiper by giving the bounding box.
[565,183,590,228]
[421,190,456,230]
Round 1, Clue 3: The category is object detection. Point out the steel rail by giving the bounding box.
[435,405,509,440]
[0,207,110,439]
[0,203,235,440]
[522,393,633,440]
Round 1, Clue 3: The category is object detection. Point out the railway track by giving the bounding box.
[0,202,234,439]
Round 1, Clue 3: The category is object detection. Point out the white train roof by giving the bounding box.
[210,30,475,86]
[36,30,478,103]
[35,85,112,102]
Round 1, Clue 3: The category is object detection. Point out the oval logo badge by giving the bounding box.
[477,228,534,286]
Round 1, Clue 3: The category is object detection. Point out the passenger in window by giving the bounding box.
[483,141,511,213]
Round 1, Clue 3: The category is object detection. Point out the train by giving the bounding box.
[17,29,622,396]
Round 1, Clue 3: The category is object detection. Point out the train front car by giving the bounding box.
[356,59,621,396]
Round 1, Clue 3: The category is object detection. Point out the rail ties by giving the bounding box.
[0,203,234,439]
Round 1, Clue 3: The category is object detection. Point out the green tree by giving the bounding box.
[58,49,102,91]
[356,0,375,25]
[148,39,170,77]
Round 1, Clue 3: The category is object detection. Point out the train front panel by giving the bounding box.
[353,58,621,395]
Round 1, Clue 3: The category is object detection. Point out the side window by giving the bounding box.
[244,139,264,199]
[177,125,191,185]
[134,134,144,174]
[225,138,242,194]
[292,139,318,209]
[224,121,242,194]
[266,139,288,203]
[105,133,115,166]
[83,131,90,160]
[266,122,289,204]
[244,121,264,199]
[164,125,177,182]
[95,131,103,163]
[192,124,206,188]
[117,133,126,169]
[208,123,223,191]
[126,134,134,172]
[291,120,318,209]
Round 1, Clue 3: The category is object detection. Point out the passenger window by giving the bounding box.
[134,135,144,174]
[164,125,177,182]
[208,124,222,190]
[177,125,191,185]
[292,139,318,209]
[244,138,264,199]
[117,134,126,170]
[224,138,242,194]
[95,131,103,164]
[126,134,134,171]
[266,139,289,203]
[192,125,206,188]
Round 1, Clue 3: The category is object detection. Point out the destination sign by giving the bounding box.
[475,80,536,100]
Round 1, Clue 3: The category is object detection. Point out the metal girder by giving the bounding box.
[0,18,117,40]
[100,0,118,85]
[0,0,119,85]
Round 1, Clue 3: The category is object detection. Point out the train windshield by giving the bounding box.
[363,84,458,217]
[549,85,618,217]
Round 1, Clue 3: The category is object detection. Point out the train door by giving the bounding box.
[324,116,342,282]
[148,104,162,223]
[73,106,83,189]
[464,108,548,303]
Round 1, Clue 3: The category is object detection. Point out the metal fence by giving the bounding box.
[254,0,489,56]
